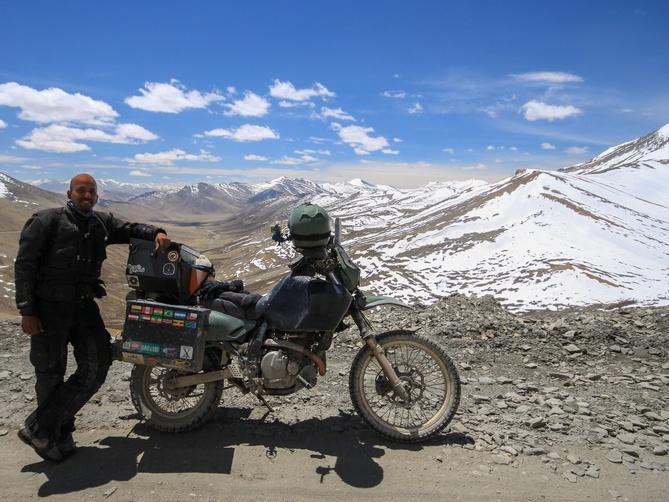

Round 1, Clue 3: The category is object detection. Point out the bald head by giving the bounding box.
[67,173,98,212]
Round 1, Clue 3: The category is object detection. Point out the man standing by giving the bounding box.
[14,173,170,462]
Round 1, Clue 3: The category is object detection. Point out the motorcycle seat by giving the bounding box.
[209,292,265,321]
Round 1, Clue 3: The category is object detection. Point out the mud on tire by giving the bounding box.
[130,350,223,432]
[349,331,460,443]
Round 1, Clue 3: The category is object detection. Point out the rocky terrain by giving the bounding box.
[0,296,667,499]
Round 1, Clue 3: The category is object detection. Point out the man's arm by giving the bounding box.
[103,213,170,250]
[15,214,49,334]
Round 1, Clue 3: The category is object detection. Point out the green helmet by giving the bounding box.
[288,202,332,248]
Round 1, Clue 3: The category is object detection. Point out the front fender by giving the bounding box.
[361,295,412,310]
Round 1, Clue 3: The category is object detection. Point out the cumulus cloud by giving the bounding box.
[320,106,354,121]
[408,102,423,114]
[0,82,118,125]
[509,146,518,151]
[382,149,399,155]
[565,146,588,155]
[443,148,454,154]
[486,145,495,151]
[125,80,224,113]
[295,148,330,156]
[393,137,402,143]
[16,123,158,153]
[0,119,7,129]
[511,72,584,84]
[269,79,334,102]
[271,154,318,165]
[131,149,220,165]
[224,91,270,117]
[541,142,556,150]
[204,124,279,142]
[331,123,390,156]
[381,90,407,99]
[278,100,315,109]
[244,154,268,161]
[129,169,151,177]
[520,100,582,121]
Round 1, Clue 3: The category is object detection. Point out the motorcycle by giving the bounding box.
[116,214,461,443]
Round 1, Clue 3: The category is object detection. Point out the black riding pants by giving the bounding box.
[26,299,112,440]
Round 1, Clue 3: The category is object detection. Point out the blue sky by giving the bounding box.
[0,1,667,188]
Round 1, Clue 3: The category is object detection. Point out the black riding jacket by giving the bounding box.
[15,206,164,315]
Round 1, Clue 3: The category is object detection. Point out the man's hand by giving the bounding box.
[21,315,44,336]
[155,231,171,251]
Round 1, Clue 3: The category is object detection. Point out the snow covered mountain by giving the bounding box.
[233,124,669,310]
[30,178,167,201]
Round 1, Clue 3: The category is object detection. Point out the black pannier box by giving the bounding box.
[121,299,210,372]
[125,239,214,300]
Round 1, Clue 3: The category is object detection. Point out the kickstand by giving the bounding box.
[257,394,274,414]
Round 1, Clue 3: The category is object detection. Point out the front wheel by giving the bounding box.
[130,350,223,432]
[349,331,460,443]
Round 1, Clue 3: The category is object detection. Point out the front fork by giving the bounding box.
[349,304,410,402]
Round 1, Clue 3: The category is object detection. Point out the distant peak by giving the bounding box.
[657,122,669,139]
[349,178,374,187]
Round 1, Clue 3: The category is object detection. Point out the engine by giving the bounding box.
[260,350,317,391]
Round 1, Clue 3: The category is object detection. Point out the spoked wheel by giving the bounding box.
[349,331,460,443]
[130,351,223,432]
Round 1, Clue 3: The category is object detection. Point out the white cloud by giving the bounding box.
[16,123,158,153]
[381,90,407,99]
[0,119,7,128]
[331,123,390,155]
[0,82,118,125]
[393,137,402,143]
[320,106,354,121]
[408,102,423,114]
[511,72,584,84]
[271,154,318,165]
[278,100,315,108]
[541,142,556,150]
[269,79,334,101]
[244,154,268,161]
[443,148,454,154]
[125,80,224,113]
[204,124,279,142]
[509,146,518,151]
[382,148,400,155]
[226,86,237,95]
[129,169,151,177]
[224,91,270,117]
[520,100,582,121]
[295,148,330,156]
[486,145,495,151]
[565,146,588,155]
[0,154,27,162]
[132,149,220,166]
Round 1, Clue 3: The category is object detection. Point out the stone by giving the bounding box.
[564,344,581,354]
[566,453,581,464]
[609,345,622,353]
[527,417,546,429]
[653,446,668,456]
[639,382,659,391]
[547,452,561,460]
[524,447,547,456]
[585,466,600,478]
[644,412,662,421]
[617,433,636,445]
[618,421,635,432]
[500,445,518,456]
[472,394,490,404]
[525,363,538,369]
[0,370,10,380]
[478,376,495,385]
[564,471,577,483]
[492,453,513,465]
[605,450,623,463]
[562,330,576,339]
[0,429,8,437]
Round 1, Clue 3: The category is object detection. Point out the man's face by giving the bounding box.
[67,177,98,212]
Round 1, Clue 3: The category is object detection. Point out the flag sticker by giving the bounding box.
[164,309,174,317]
[153,308,164,316]
[130,304,142,313]
[142,306,152,315]
[174,311,187,320]
[173,320,185,328]
[187,312,198,320]
[185,320,196,329]
[162,318,173,325]
[180,345,194,360]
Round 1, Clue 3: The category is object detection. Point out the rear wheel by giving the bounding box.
[349,331,460,443]
[130,350,223,432]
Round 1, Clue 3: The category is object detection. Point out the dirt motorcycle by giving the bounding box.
[115,214,461,443]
